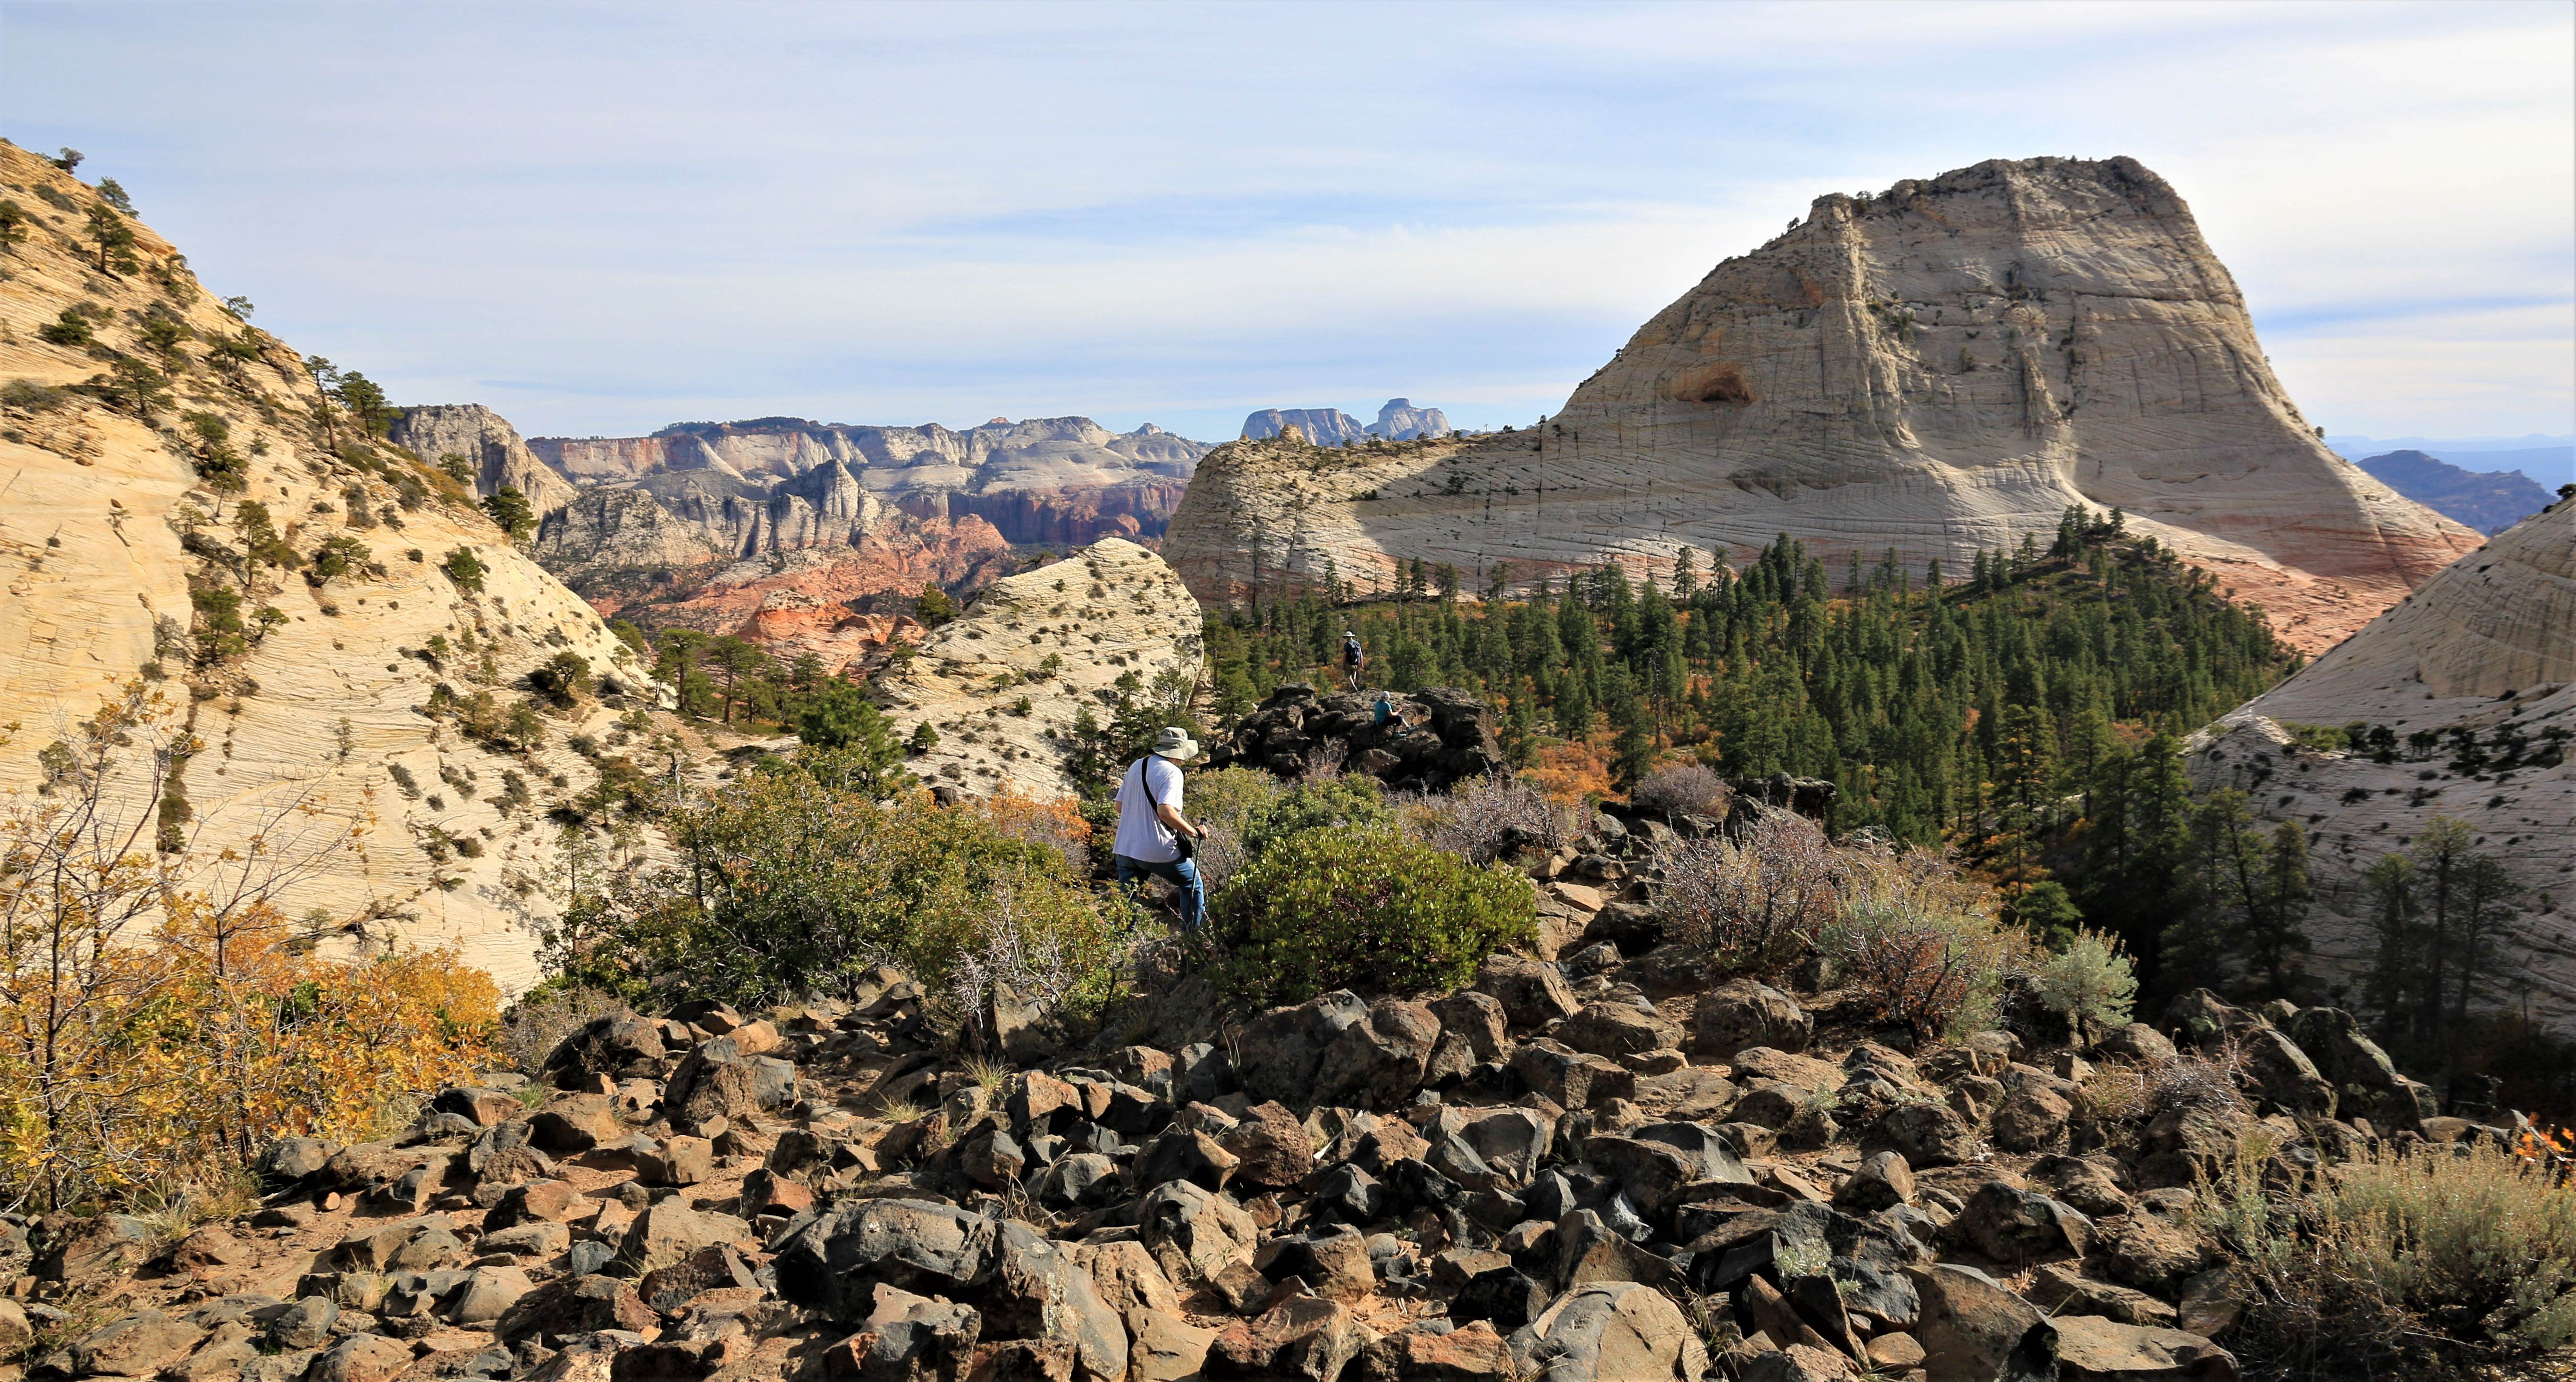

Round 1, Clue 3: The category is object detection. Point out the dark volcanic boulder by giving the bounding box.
[772,1198,997,1319]
[1206,684,1503,792]
[1234,991,1369,1106]
[540,1010,661,1089]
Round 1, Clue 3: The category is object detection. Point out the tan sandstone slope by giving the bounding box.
[2191,495,2576,1027]
[0,143,648,991]
[1165,157,2479,653]
[876,538,1203,801]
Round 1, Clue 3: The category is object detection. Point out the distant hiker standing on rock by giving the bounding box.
[1112,727,1204,932]
[1342,629,1365,689]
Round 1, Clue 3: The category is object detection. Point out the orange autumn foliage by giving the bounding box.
[1524,740,1615,807]
[0,685,496,1210]
[967,787,1095,871]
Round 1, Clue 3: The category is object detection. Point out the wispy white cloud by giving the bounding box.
[2,0,2565,442]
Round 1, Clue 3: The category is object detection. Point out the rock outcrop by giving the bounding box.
[386,404,580,517]
[2355,450,2557,535]
[1207,684,1505,792]
[1167,157,2480,653]
[0,144,648,990]
[2189,495,2576,1028]
[73,926,2540,1382]
[1243,407,1373,448]
[876,538,1203,800]
[1370,397,1452,441]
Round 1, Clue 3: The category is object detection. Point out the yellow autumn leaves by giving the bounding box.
[0,686,496,1210]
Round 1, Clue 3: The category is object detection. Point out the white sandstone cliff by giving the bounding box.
[1167,157,2480,655]
[2189,496,2576,1029]
[387,403,581,517]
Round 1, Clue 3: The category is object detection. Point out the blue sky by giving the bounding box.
[5,0,2570,446]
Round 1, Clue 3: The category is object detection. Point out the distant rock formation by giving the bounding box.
[387,404,580,517]
[525,416,1197,669]
[0,145,644,990]
[528,415,1204,546]
[1169,157,2480,654]
[1366,398,1450,441]
[1242,408,1371,448]
[587,517,1016,680]
[2356,450,2556,534]
[2190,495,2576,1029]
[876,539,1203,800]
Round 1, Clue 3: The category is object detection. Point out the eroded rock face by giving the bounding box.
[387,405,579,517]
[876,537,1204,800]
[2188,498,2576,1029]
[1166,157,2477,655]
[530,415,1204,543]
[0,143,649,991]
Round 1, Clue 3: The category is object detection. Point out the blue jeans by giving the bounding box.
[1115,854,1205,933]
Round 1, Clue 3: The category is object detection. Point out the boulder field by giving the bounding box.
[17,806,2524,1382]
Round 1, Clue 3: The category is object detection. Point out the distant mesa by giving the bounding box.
[1241,400,1452,448]
[1242,407,1370,447]
[1170,155,2479,654]
[1368,398,1452,441]
[2355,450,2556,535]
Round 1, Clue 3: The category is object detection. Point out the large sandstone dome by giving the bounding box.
[1167,156,2479,653]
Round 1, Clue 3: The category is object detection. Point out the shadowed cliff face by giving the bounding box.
[1166,156,2481,654]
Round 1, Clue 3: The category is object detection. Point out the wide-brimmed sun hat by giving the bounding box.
[1151,727,1201,761]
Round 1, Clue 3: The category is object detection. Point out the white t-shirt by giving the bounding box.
[1113,756,1187,863]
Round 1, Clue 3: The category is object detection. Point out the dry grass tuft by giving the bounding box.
[2200,1139,2576,1380]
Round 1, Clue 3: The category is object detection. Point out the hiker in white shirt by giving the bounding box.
[1112,726,1205,931]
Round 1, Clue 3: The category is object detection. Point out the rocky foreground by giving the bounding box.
[11,808,2515,1382]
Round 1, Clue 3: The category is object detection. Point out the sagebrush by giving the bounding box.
[1823,849,2025,1039]
[2200,1139,2576,1380]
[1653,811,1841,973]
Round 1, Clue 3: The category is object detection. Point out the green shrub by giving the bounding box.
[2030,927,2136,1041]
[1215,827,1535,1007]
[37,308,95,348]
[1237,771,1393,861]
[544,763,1120,1016]
[2201,1140,2576,1379]
[1181,765,1286,888]
[528,651,592,706]
[441,547,486,593]
[1,380,73,411]
[308,535,370,585]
